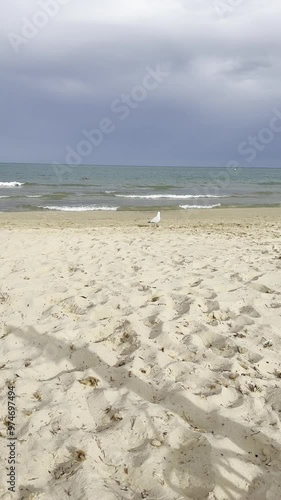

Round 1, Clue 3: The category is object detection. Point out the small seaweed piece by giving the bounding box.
[78,376,99,387]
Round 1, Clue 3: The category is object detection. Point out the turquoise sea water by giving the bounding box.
[0,163,281,212]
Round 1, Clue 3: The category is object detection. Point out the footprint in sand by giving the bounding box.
[229,315,255,333]
[200,331,238,359]
[113,320,141,356]
[201,299,220,314]
[173,296,194,319]
[239,305,261,318]
[163,428,215,499]
[249,283,274,294]
[146,314,164,340]
[265,387,281,416]
[87,388,124,431]
[230,272,243,282]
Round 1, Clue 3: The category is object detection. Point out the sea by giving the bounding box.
[0,163,281,212]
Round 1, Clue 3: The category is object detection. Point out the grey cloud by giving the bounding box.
[0,0,281,166]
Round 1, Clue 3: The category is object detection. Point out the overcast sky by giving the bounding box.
[1,0,281,166]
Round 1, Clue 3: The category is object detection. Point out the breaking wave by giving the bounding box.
[115,194,225,199]
[38,205,119,212]
[0,181,25,188]
[180,204,221,209]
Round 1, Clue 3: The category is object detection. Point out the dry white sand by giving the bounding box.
[1,209,281,499]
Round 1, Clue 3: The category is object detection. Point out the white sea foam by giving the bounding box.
[0,195,9,198]
[180,203,221,209]
[27,195,42,198]
[115,194,224,199]
[0,181,25,188]
[39,205,119,212]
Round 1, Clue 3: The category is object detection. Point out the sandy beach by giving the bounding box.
[1,208,281,499]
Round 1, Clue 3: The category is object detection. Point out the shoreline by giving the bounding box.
[0,206,281,230]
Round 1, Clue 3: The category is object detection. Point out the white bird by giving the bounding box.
[149,211,161,227]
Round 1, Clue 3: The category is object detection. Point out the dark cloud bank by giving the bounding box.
[1,0,281,167]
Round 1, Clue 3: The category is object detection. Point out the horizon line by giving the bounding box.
[0,162,280,169]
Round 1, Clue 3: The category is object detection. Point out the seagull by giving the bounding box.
[149,211,161,227]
